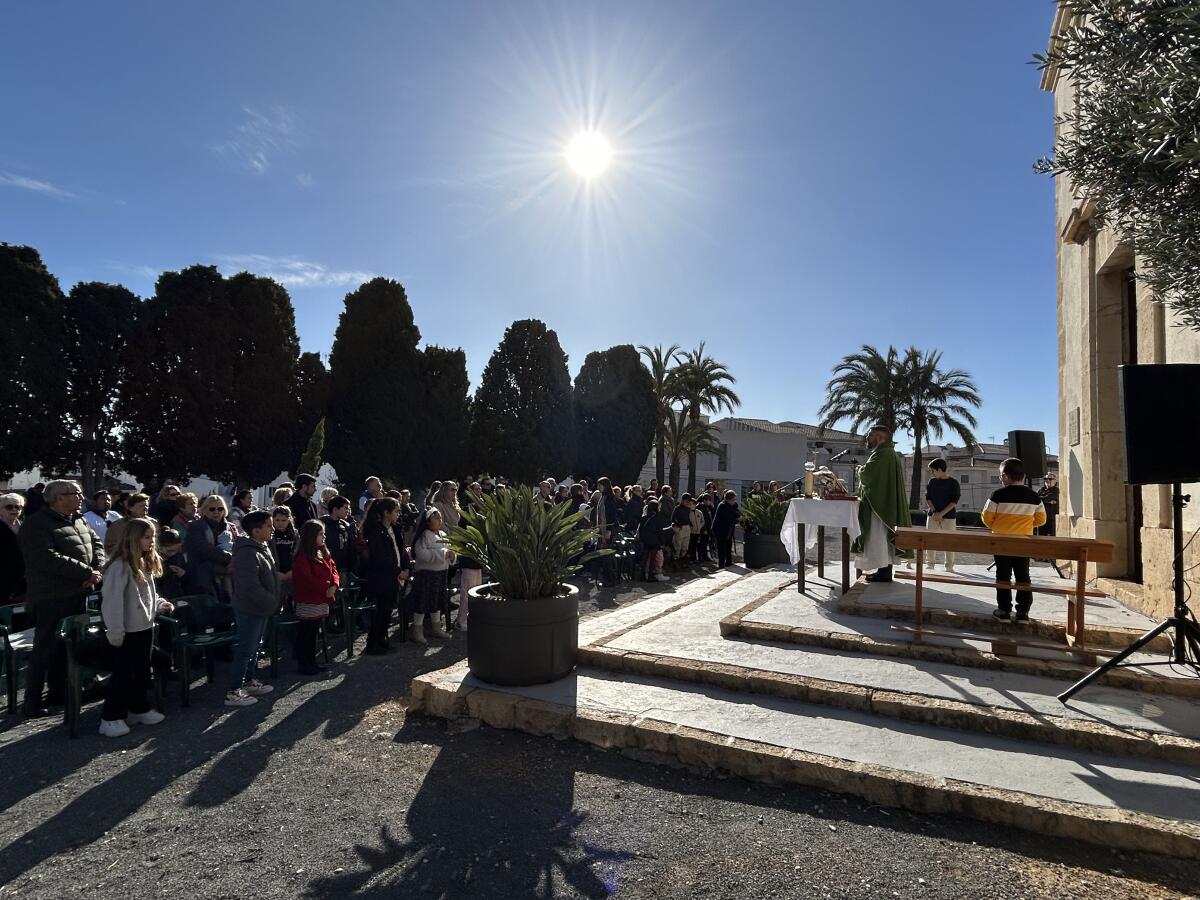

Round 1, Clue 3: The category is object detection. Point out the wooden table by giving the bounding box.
[892,527,1114,649]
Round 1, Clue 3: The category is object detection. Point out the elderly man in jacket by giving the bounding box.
[18,479,104,716]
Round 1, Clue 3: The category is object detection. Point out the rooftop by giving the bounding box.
[716,418,862,441]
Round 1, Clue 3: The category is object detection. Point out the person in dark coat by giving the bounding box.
[712,490,740,568]
[18,480,104,716]
[361,498,409,654]
[623,485,644,533]
[286,474,320,530]
[1037,473,1060,537]
[23,484,45,517]
[184,495,235,598]
[320,495,358,577]
[0,492,27,603]
[637,499,668,582]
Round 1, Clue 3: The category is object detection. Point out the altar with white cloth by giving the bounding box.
[780,498,861,594]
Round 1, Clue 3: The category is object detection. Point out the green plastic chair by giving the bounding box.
[267,605,330,677]
[0,603,31,711]
[157,595,239,707]
[338,580,375,658]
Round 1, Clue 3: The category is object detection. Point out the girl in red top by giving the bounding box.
[291,519,340,675]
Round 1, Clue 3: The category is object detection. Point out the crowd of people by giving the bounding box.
[0,471,747,737]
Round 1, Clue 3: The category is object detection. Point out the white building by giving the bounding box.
[899,442,1059,513]
[640,417,865,498]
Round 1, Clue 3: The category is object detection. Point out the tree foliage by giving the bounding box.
[411,345,470,486]
[637,344,682,487]
[298,417,326,477]
[325,278,422,492]
[1036,1,1200,326]
[573,344,657,484]
[662,407,721,496]
[60,282,139,496]
[818,345,906,437]
[470,319,575,483]
[674,342,740,495]
[0,244,69,477]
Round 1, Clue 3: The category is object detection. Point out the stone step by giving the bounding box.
[410,661,1200,859]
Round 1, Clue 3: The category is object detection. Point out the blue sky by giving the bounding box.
[1,1,1059,451]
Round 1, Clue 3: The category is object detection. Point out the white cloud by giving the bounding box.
[211,106,297,175]
[0,171,76,199]
[215,254,374,289]
[296,172,315,188]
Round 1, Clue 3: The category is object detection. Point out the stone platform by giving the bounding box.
[410,565,1200,857]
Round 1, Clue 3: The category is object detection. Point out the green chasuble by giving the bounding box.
[852,439,912,557]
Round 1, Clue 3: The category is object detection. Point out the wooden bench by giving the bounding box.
[892,527,1115,651]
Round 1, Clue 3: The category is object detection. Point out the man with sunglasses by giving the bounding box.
[17,480,104,717]
[0,493,25,604]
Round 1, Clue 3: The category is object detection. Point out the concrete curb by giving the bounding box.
[409,663,1200,860]
[577,644,1200,765]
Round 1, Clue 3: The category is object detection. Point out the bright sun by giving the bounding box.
[565,131,612,178]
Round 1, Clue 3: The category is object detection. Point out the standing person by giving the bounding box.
[1037,473,1060,537]
[432,481,461,530]
[272,486,293,507]
[659,485,677,521]
[411,509,454,644]
[123,493,151,520]
[18,480,104,716]
[0,492,26,603]
[84,490,121,544]
[696,493,715,563]
[291,520,338,675]
[226,510,279,707]
[398,489,420,547]
[155,529,188,600]
[637,499,669,582]
[23,483,45,517]
[151,484,181,528]
[982,458,1047,623]
[169,492,199,541]
[321,496,358,577]
[269,506,298,581]
[227,489,255,527]
[853,425,911,583]
[671,494,696,566]
[361,498,408,654]
[425,481,443,510]
[98,518,174,737]
[623,485,644,533]
[648,478,660,497]
[185,495,235,599]
[712,490,739,568]
[286,473,320,530]
[924,458,961,572]
[359,476,384,515]
[318,487,338,519]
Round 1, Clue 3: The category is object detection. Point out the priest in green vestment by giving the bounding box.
[852,424,911,583]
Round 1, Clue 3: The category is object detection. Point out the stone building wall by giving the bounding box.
[1044,6,1200,619]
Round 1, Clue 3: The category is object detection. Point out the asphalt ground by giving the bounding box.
[1,560,1197,900]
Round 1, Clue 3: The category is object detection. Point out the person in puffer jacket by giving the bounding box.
[225,511,280,708]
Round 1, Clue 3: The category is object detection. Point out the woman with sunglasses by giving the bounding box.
[152,483,182,528]
[184,495,236,599]
[0,492,25,604]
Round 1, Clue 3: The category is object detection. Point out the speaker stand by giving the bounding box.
[1058,483,1200,703]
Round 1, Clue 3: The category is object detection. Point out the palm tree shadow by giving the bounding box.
[302,720,633,899]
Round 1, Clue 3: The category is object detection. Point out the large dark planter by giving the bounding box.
[466,583,580,686]
[743,532,790,568]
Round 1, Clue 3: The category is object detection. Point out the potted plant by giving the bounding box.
[445,486,611,686]
[740,493,791,568]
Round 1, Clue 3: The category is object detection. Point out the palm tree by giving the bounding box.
[900,348,980,508]
[817,345,905,437]
[637,344,683,487]
[674,342,740,495]
[662,407,722,497]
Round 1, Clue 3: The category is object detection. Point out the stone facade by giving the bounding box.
[1042,6,1200,618]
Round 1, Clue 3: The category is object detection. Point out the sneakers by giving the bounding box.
[224,689,258,708]
[99,718,131,738]
[944,566,956,573]
[654,573,669,582]
[1013,612,1031,623]
[431,623,452,640]
[243,679,274,696]
[992,609,1012,622]
[408,625,427,645]
[126,709,165,726]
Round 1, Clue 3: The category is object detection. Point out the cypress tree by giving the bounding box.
[60,282,140,496]
[410,345,470,485]
[325,278,422,492]
[0,244,69,478]
[298,417,326,477]
[470,319,575,483]
[573,345,656,485]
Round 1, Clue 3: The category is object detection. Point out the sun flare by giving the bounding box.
[565,131,612,178]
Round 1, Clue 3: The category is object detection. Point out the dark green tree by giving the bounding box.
[573,345,656,484]
[410,345,470,486]
[0,244,69,477]
[298,417,326,476]
[470,319,575,483]
[325,278,422,492]
[60,282,139,496]
[1036,2,1200,326]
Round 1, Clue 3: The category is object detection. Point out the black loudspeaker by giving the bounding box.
[1120,364,1200,485]
[1007,430,1046,479]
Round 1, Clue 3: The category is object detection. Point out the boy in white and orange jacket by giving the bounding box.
[981,457,1047,622]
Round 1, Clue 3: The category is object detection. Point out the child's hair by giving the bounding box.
[327,495,352,514]
[104,517,163,582]
[271,505,293,519]
[242,510,272,534]
[158,529,183,548]
[271,487,293,505]
[928,458,948,472]
[724,490,737,501]
[297,519,329,562]
[644,499,660,516]
[680,493,694,504]
[1001,457,1026,481]
[363,497,399,534]
[415,507,442,542]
